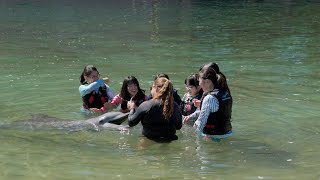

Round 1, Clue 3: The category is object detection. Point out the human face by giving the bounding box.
[127,83,138,97]
[198,73,205,89]
[85,71,99,84]
[150,83,161,97]
[185,84,200,97]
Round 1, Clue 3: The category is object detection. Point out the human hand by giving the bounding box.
[127,101,135,110]
[103,102,114,111]
[183,116,190,124]
[193,99,201,108]
[90,108,102,112]
[103,77,110,84]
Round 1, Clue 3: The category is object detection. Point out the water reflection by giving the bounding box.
[150,0,159,42]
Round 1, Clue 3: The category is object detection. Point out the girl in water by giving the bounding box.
[181,74,203,117]
[79,65,115,113]
[185,65,233,139]
[111,76,148,113]
[127,77,182,141]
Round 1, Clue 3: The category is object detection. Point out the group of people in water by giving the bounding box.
[79,63,232,141]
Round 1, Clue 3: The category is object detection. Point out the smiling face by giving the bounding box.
[127,83,138,97]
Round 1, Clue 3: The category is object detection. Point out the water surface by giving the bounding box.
[0,0,319,179]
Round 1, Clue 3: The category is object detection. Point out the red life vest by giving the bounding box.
[82,86,109,109]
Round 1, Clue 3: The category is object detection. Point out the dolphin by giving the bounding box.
[1,111,129,132]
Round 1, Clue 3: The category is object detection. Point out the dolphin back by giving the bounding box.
[86,112,129,125]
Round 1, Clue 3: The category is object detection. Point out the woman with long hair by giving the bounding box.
[111,76,148,113]
[128,77,182,141]
[184,65,232,139]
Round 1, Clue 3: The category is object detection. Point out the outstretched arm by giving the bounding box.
[194,95,219,133]
[128,101,150,127]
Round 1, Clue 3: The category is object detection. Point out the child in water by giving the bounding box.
[181,74,203,117]
[111,76,148,113]
[79,65,115,113]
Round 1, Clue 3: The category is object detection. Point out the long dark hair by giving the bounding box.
[79,65,99,85]
[120,76,145,102]
[153,77,174,120]
[199,65,218,87]
[201,62,231,94]
[185,74,203,95]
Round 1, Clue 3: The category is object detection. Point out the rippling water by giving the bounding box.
[0,0,319,179]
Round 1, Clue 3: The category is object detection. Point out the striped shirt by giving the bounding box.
[194,94,219,134]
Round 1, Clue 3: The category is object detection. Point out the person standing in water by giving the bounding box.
[149,73,182,106]
[181,74,203,117]
[127,77,182,141]
[79,65,115,113]
[111,76,148,113]
[184,65,232,139]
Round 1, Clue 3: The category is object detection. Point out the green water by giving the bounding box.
[1,0,319,179]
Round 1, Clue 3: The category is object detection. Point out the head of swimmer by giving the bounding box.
[80,65,100,84]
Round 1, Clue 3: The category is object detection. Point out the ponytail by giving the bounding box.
[153,78,174,120]
[80,72,86,85]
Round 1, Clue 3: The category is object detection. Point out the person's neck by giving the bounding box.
[203,85,214,93]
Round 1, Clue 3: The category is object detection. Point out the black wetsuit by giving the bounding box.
[128,99,182,141]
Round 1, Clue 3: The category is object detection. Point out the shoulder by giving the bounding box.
[79,84,86,89]
[79,84,88,91]
[144,99,161,108]
[204,93,218,103]
[138,99,156,110]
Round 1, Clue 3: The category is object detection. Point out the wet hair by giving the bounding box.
[79,65,99,85]
[120,76,145,102]
[200,62,231,94]
[154,73,169,80]
[152,77,174,120]
[199,65,218,87]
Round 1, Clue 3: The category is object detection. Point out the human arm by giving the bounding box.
[111,95,122,106]
[173,103,183,130]
[79,79,105,97]
[193,95,219,134]
[105,84,115,100]
[128,101,150,127]
[90,95,120,113]
[183,108,200,124]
